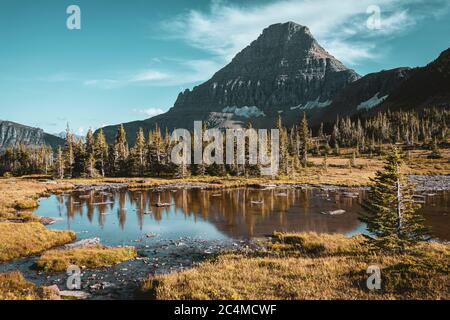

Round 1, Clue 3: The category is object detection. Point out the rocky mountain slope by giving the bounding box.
[0,120,64,151]
[373,48,450,112]
[312,67,415,124]
[311,48,450,124]
[100,22,360,144]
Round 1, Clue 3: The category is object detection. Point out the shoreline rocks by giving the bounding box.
[74,183,129,192]
[409,175,450,192]
[63,238,101,250]
[321,209,346,216]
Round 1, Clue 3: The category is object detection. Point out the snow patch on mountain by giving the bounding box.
[290,98,332,110]
[357,93,389,110]
[222,106,266,118]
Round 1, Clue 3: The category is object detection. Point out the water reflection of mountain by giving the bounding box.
[61,188,366,239]
[170,188,364,238]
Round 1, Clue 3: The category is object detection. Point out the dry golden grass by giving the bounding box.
[270,232,368,256]
[141,233,450,300]
[404,148,450,175]
[36,245,137,272]
[0,222,76,262]
[0,271,52,300]
[0,178,73,221]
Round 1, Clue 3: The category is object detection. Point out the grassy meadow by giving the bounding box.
[141,232,449,300]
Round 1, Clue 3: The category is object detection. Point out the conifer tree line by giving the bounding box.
[0,107,448,178]
[329,108,448,152]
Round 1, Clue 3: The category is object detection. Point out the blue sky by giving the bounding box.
[1,0,449,135]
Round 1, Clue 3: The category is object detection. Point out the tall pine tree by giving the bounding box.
[360,147,430,253]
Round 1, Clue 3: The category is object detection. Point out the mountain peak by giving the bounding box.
[167,21,360,126]
[263,21,310,36]
[228,21,347,73]
[247,21,316,52]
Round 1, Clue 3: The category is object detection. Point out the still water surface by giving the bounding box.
[34,188,450,244]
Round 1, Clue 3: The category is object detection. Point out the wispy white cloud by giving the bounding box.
[161,0,449,66]
[83,79,120,89]
[130,70,170,82]
[84,59,223,89]
[133,108,165,117]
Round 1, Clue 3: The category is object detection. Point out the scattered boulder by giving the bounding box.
[276,193,288,197]
[155,202,172,207]
[342,192,359,198]
[64,238,101,249]
[74,183,128,192]
[146,233,159,238]
[59,290,91,300]
[43,284,61,300]
[40,217,63,226]
[409,175,450,192]
[321,209,346,216]
[89,282,115,291]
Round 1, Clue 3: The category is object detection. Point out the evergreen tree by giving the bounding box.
[85,129,95,156]
[318,122,325,139]
[360,147,430,253]
[133,128,147,176]
[148,125,165,176]
[94,128,109,177]
[323,140,331,155]
[333,142,340,156]
[64,124,74,177]
[322,154,328,172]
[428,137,442,159]
[72,139,86,177]
[276,116,289,175]
[350,150,356,168]
[113,125,129,176]
[54,146,65,179]
[299,112,309,167]
[84,129,96,177]
[244,122,261,176]
[191,124,206,176]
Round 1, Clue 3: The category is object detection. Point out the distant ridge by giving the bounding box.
[374,48,450,111]
[0,120,64,151]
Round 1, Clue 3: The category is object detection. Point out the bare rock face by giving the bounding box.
[0,121,45,148]
[63,238,101,249]
[170,22,360,127]
[0,120,63,151]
